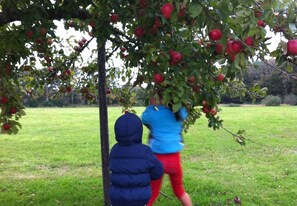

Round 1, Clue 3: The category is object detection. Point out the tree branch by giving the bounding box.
[226,83,262,99]
[219,125,246,145]
[260,57,297,81]
[0,5,91,26]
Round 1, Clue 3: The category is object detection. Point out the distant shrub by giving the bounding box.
[228,103,241,107]
[51,99,65,107]
[261,95,282,106]
[283,94,297,105]
[40,99,66,107]
[25,99,39,107]
[41,100,55,107]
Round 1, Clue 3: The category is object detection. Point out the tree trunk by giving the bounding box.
[44,85,49,101]
[97,42,111,205]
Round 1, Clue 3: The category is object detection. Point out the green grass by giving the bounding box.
[0,106,296,206]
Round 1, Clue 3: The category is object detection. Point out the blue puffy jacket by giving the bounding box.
[109,113,163,206]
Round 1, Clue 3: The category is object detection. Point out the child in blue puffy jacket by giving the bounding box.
[109,112,164,206]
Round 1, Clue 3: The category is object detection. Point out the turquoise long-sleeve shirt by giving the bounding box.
[141,105,188,154]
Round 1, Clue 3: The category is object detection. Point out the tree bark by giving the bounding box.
[97,42,111,205]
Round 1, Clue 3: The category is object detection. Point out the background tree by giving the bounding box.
[243,59,297,101]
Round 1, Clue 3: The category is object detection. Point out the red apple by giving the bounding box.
[231,41,243,54]
[169,50,183,64]
[44,56,52,64]
[110,13,119,23]
[0,97,9,104]
[139,0,148,8]
[226,40,238,61]
[287,40,297,56]
[216,74,225,81]
[48,67,54,72]
[89,20,95,28]
[202,100,208,106]
[134,26,145,37]
[192,85,201,93]
[154,17,162,28]
[2,123,11,131]
[273,25,284,33]
[106,89,112,94]
[161,3,174,19]
[210,108,217,115]
[10,108,17,114]
[257,20,265,27]
[202,106,210,114]
[47,38,53,45]
[74,46,81,52]
[209,29,222,41]
[120,54,128,59]
[26,30,33,39]
[187,76,195,84]
[150,25,158,35]
[254,11,263,18]
[120,47,126,52]
[244,36,254,46]
[178,6,186,17]
[81,38,87,44]
[229,54,236,61]
[226,40,235,55]
[154,73,164,84]
[215,44,223,54]
[206,43,212,50]
[5,64,11,76]
[67,20,75,27]
[39,27,47,36]
[35,37,43,45]
[78,40,85,47]
[64,69,71,75]
[66,86,72,93]
[234,196,241,205]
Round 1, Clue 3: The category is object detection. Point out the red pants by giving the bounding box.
[147,152,186,206]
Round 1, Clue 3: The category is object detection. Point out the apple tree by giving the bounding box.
[1,0,297,204]
[1,0,296,134]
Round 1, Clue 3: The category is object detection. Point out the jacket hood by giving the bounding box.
[114,112,143,145]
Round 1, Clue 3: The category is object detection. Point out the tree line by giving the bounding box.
[22,58,297,107]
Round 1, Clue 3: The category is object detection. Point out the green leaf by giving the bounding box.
[18,109,26,116]
[286,63,293,73]
[172,101,182,113]
[188,3,202,18]
[289,23,297,33]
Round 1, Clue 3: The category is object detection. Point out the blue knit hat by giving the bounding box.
[114,112,143,145]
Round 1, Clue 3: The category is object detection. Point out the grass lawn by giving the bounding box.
[0,106,296,206]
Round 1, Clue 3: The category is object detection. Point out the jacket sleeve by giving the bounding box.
[179,107,188,121]
[147,149,164,180]
[141,106,152,125]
